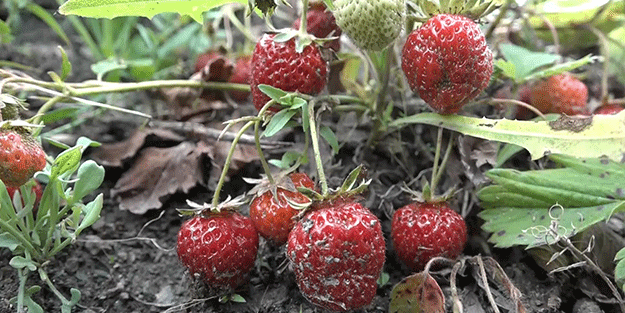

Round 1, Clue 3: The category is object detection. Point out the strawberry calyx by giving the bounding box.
[412,0,499,21]
[245,171,311,202]
[178,195,247,217]
[290,164,371,218]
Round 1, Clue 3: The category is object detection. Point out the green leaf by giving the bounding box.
[390,112,625,162]
[10,256,37,271]
[39,107,81,125]
[389,272,445,313]
[478,154,625,247]
[73,161,105,201]
[319,125,339,153]
[59,0,245,24]
[229,293,246,303]
[0,19,14,44]
[77,194,104,232]
[0,233,19,251]
[25,3,71,46]
[90,58,128,79]
[499,43,559,81]
[58,46,72,81]
[523,54,598,83]
[51,146,83,179]
[607,26,625,87]
[258,84,287,103]
[263,110,296,137]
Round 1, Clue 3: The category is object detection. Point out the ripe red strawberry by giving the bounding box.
[251,33,329,112]
[177,211,259,294]
[402,14,493,114]
[287,201,385,312]
[0,130,46,188]
[6,180,44,208]
[529,73,589,115]
[292,2,342,51]
[249,172,315,245]
[391,201,467,271]
[594,103,624,115]
[227,55,252,101]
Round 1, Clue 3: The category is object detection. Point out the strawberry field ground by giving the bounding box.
[1,0,625,312]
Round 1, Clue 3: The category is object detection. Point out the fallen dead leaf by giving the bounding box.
[91,128,185,167]
[111,141,213,214]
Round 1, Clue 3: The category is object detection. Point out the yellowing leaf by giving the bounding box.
[59,0,245,24]
[390,111,625,162]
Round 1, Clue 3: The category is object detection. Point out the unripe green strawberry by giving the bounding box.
[0,130,46,188]
[332,0,405,51]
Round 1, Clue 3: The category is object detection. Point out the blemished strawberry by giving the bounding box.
[177,211,259,294]
[292,2,342,51]
[391,201,467,271]
[529,73,589,115]
[594,103,624,115]
[332,0,405,51]
[287,201,385,312]
[249,172,315,245]
[0,130,46,188]
[402,14,493,114]
[227,55,252,101]
[251,33,329,112]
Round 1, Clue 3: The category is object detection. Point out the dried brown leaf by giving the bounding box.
[111,141,213,214]
[91,128,185,167]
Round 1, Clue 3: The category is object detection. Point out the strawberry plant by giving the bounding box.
[0,138,105,313]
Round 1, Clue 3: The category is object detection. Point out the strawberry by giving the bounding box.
[292,2,342,51]
[6,180,44,209]
[0,130,46,188]
[251,33,329,112]
[177,211,259,294]
[249,172,315,245]
[402,14,493,114]
[287,201,385,312]
[227,55,252,101]
[529,73,589,115]
[594,103,624,115]
[391,201,467,271]
[332,0,405,51]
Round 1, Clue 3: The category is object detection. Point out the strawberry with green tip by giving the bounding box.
[402,14,493,114]
[332,0,405,51]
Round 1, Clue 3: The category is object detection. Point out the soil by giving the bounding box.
[1,4,624,313]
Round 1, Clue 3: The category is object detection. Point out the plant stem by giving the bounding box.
[254,120,275,184]
[39,268,71,305]
[211,120,256,207]
[16,267,28,313]
[431,131,454,196]
[0,219,41,260]
[299,0,309,35]
[430,127,444,198]
[367,47,392,145]
[308,101,329,195]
